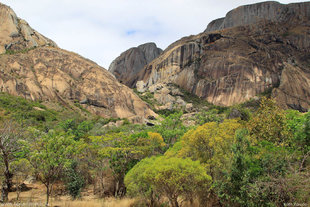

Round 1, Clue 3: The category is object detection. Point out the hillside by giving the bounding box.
[0,3,155,122]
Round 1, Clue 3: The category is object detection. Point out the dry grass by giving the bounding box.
[0,198,136,207]
[1,197,135,207]
[102,197,136,207]
[3,183,135,207]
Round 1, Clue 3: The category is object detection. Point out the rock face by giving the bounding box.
[136,1,310,111]
[109,43,162,87]
[0,3,155,121]
[204,1,310,32]
[0,3,56,54]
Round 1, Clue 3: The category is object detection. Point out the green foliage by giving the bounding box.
[164,141,182,158]
[124,157,156,201]
[125,156,211,207]
[195,108,224,125]
[29,130,85,205]
[1,89,310,206]
[30,131,80,182]
[153,111,188,145]
[179,119,241,178]
[215,129,252,206]
[226,105,251,121]
[154,108,181,116]
[89,131,165,197]
[216,125,308,207]
[64,160,85,199]
[59,119,94,140]
[247,97,290,144]
[0,93,58,129]
[133,89,155,109]
[286,110,310,153]
[4,47,35,55]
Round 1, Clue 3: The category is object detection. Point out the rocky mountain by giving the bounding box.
[0,3,57,54]
[135,1,310,111]
[109,43,162,87]
[205,1,310,32]
[0,3,155,122]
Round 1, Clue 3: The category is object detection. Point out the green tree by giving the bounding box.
[215,129,253,206]
[247,97,290,144]
[0,120,24,202]
[286,110,310,153]
[10,158,33,201]
[64,160,85,199]
[124,157,158,206]
[59,119,93,141]
[29,130,81,206]
[89,131,165,197]
[153,111,187,145]
[125,156,211,207]
[179,119,241,179]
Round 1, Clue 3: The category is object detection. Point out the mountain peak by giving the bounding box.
[205,1,310,32]
[109,42,162,88]
[0,3,57,54]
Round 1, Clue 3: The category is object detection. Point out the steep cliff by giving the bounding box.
[0,3,155,121]
[136,1,310,111]
[204,1,310,32]
[109,43,162,87]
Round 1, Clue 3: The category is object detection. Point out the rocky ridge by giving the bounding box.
[0,3,56,54]
[135,1,310,111]
[0,3,156,122]
[109,43,162,88]
[205,1,310,32]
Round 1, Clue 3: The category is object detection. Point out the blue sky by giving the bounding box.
[1,0,307,68]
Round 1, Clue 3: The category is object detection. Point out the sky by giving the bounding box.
[1,0,307,68]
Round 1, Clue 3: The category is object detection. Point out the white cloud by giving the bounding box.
[1,0,307,68]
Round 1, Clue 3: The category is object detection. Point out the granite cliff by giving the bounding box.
[109,43,162,88]
[205,1,310,32]
[135,1,310,111]
[0,3,56,54]
[0,3,155,121]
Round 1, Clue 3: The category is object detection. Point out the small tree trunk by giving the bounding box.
[114,181,119,197]
[1,185,8,203]
[45,184,51,206]
[173,198,179,207]
[1,155,13,203]
[16,185,21,201]
[149,190,155,207]
[169,196,179,207]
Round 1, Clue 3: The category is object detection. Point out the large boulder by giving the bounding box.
[109,43,162,87]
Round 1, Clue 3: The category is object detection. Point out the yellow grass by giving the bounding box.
[4,183,136,207]
[0,198,136,207]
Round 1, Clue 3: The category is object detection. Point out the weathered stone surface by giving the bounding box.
[0,3,56,54]
[136,80,146,93]
[109,43,162,87]
[185,103,193,112]
[0,3,156,121]
[205,1,310,32]
[0,47,156,120]
[136,1,310,110]
[272,63,310,112]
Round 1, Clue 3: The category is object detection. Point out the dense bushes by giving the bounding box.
[0,92,309,206]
